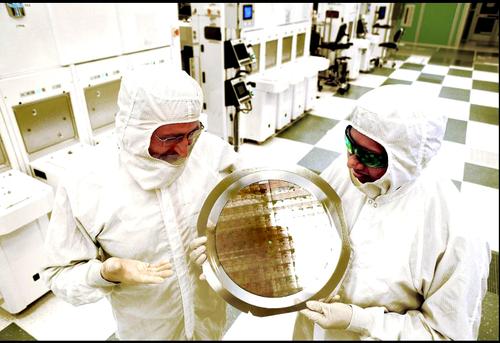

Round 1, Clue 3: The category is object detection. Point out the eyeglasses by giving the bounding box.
[154,122,204,146]
[344,125,388,168]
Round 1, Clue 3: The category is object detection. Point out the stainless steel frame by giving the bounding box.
[197,166,351,316]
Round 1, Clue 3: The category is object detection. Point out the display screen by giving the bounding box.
[378,6,386,20]
[234,82,249,99]
[243,4,253,20]
[234,43,250,62]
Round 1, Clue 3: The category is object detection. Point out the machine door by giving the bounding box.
[468,3,499,45]
[84,79,121,132]
[13,93,78,155]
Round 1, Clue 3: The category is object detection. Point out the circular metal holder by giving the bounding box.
[197,166,351,316]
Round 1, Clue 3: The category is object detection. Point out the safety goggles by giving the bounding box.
[344,125,388,168]
[154,122,204,147]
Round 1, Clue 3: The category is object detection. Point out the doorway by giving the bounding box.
[461,3,499,49]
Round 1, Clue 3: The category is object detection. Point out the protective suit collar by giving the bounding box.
[114,64,203,190]
[346,84,447,199]
[348,168,390,199]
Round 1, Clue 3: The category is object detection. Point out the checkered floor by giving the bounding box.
[1,44,498,340]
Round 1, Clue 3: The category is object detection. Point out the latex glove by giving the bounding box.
[189,236,207,281]
[101,257,173,285]
[189,223,215,281]
[300,295,353,330]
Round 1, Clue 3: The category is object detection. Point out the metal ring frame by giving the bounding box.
[197,166,351,316]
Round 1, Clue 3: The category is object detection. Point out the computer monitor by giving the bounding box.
[243,4,253,20]
[378,6,386,20]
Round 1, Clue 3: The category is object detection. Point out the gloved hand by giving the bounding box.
[300,295,353,330]
[189,236,207,281]
[101,257,173,284]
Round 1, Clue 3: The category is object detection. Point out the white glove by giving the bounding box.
[300,295,353,330]
[189,223,216,281]
[101,257,173,285]
[189,236,207,280]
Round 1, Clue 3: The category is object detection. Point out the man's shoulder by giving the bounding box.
[59,160,122,199]
[417,167,460,201]
[191,131,238,168]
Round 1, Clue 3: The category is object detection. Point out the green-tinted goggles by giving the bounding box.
[344,125,388,168]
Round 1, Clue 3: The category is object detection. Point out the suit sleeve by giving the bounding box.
[41,180,117,306]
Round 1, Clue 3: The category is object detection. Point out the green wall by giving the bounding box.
[419,3,459,45]
[400,3,468,47]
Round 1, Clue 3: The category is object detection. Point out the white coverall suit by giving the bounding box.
[294,85,491,340]
[42,65,238,339]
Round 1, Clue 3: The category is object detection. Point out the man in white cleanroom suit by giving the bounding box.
[294,84,491,340]
[42,64,239,339]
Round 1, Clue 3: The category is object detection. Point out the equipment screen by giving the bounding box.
[378,6,386,20]
[234,43,250,62]
[234,82,249,99]
[243,4,253,20]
